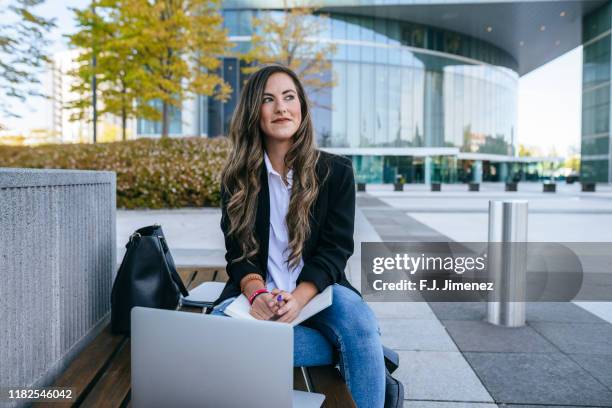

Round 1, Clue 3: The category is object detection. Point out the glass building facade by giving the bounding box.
[582,1,612,183]
[138,7,522,183]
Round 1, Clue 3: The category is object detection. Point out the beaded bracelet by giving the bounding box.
[240,273,264,293]
[248,288,269,305]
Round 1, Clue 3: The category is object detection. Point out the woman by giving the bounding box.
[211,64,386,408]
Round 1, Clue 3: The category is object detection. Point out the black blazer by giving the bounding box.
[213,150,360,307]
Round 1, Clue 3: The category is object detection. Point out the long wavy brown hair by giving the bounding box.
[221,64,328,270]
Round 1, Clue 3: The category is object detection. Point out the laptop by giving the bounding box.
[131,307,326,408]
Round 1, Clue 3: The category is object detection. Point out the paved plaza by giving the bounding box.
[117,182,612,407]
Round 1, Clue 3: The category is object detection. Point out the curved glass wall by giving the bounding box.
[581,2,611,183]
[323,59,516,154]
[135,9,520,182]
[216,10,518,160]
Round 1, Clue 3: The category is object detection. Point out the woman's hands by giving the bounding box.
[241,274,280,320]
[247,281,318,324]
[249,289,304,323]
[270,288,304,323]
[249,292,281,320]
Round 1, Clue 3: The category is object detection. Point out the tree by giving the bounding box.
[519,143,542,157]
[68,0,158,141]
[99,18,155,142]
[0,0,55,126]
[480,134,510,155]
[241,0,336,109]
[65,5,101,131]
[67,0,231,139]
[461,124,472,152]
[564,154,580,173]
[125,0,232,137]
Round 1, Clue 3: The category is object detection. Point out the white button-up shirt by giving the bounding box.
[264,151,304,292]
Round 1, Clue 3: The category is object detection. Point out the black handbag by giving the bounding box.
[111,224,189,334]
[383,346,405,408]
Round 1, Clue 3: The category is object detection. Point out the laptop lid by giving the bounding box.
[131,307,293,408]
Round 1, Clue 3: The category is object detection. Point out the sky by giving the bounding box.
[3,0,583,158]
[518,46,582,157]
[2,0,86,130]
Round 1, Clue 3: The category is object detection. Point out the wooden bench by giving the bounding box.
[34,268,356,408]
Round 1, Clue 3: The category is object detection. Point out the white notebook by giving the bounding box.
[224,285,333,327]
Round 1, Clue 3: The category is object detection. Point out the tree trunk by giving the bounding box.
[121,84,128,141]
[121,107,127,142]
[161,101,169,138]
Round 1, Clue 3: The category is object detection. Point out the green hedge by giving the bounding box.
[0,137,230,209]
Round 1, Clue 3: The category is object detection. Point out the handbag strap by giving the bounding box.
[158,236,189,297]
[383,345,399,374]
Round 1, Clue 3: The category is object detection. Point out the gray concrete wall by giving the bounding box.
[0,168,116,406]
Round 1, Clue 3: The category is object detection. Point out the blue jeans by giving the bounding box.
[211,284,386,408]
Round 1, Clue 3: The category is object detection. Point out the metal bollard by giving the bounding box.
[487,200,528,327]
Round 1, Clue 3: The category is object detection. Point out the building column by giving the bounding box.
[423,70,445,147]
[499,162,508,182]
[472,160,483,183]
[425,156,432,185]
[581,1,612,183]
[181,94,198,136]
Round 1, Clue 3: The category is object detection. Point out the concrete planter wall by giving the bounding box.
[0,168,116,405]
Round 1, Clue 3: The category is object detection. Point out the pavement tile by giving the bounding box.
[428,302,487,321]
[395,351,493,402]
[428,302,605,324]
[370,217,407,226]
[379,234,447,242]
[363,209,449,242]
[356,196,388,207]
[405,402,498,408]
[363,226,394,236]
[364,289,426,303]
[575,301,612,324]
[464,352,612,406]
[525,302,605,324]
[368,301,438,320]
[442,320,557,353]
[499,406,593,408]
[569,353,612,390]
[378,319,458,351]
[529,322,612,355]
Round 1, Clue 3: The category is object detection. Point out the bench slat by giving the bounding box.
[80,339,132,408]
[33,326,126,407]
[177,267,228,291]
